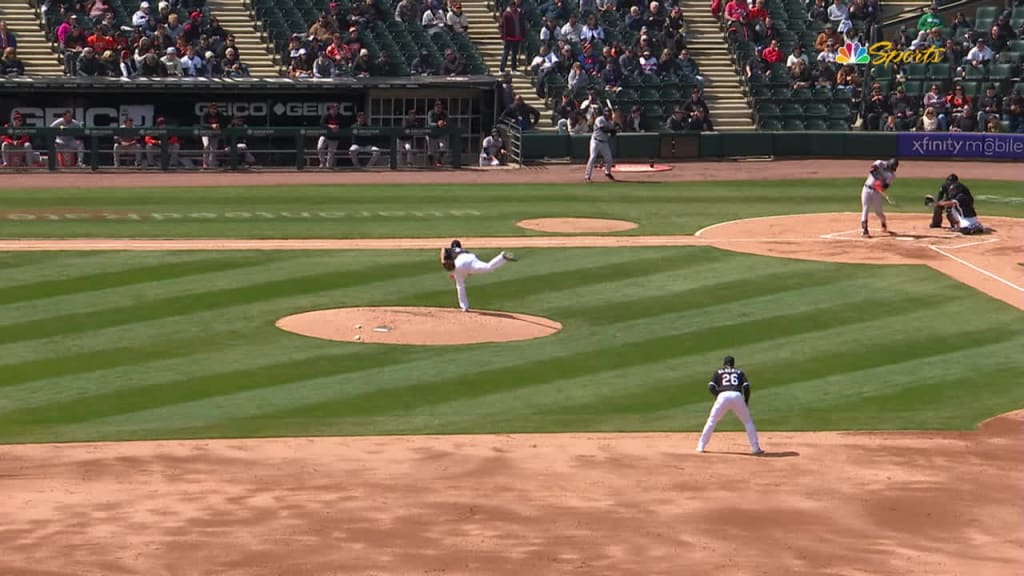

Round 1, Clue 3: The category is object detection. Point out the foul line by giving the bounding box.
[945,237,1001,250]
[929,245,1024,293]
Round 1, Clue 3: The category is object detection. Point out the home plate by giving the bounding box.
[894,237,914,241]
[612,163,673,173]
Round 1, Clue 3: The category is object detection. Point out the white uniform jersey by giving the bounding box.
[481,135,503,156]
[591,115,612,143]
[864,160,894,191]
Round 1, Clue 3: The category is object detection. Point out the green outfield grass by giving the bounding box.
[0,179,1021,238]
[0,179,1021,444]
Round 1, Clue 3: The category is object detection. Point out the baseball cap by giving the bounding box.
[166,47,176,54]
[723,355,735,366]
[140,1,150,8]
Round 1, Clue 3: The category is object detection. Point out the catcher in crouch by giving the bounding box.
[440,240,518,312]
[926,179,985,235]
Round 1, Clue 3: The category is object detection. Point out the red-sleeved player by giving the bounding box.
[1,112,36,168]
[144,117,183,168]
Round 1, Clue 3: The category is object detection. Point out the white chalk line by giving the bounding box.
[944,237,1001,250]
[929,245,1024,293]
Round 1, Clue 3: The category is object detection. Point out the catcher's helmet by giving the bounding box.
[450,239,462,249]
[946,173,959,183]
[723,355,735,367]
[888,158,899,171]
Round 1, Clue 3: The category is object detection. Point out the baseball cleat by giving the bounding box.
[862,229,869,237]
[695,447,705,453]
[604,172,615,180]
[584,177,592,183]
[752,449,765,456]
[501,252,518,262]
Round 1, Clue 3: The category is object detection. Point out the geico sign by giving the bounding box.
[194,102,354,117]
[12,107,121,128]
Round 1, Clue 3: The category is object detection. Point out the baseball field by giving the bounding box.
[0,160,1021,575]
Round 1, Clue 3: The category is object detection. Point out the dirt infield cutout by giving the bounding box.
[516,217,639,233]
[276,306,562,345]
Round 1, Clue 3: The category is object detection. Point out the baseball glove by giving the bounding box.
[924,194,935,207]
[440,247,456,271]
[707,383,718,396]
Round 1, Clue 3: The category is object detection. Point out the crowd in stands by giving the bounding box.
[501,0,715,132]
[1,20,26,76]
[735,0,1023,132]
[42,0,252,77]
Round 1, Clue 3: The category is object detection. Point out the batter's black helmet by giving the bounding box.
[888,158,899,171]
[450,239,462,249]
[946,173,959,183]
[723,355,735,367]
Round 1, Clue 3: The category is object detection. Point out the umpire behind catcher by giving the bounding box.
[927,174,965,229]
[926,179,985,235]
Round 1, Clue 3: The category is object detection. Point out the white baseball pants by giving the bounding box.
[113,142,142,167]
[585,139,612,180]
[861,186,886,228]
[452,252,508,311]
[698,391,762,453]
[201,135,220,167]
[317,137,339,168]
[349,144,382,168]
[2,142,34,166]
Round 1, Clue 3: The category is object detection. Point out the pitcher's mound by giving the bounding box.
[276,306,562,346]
[517,217,638,233]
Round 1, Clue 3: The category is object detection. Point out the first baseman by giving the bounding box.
[584,107,617,183]
[697,355,763,455]
[861,158,898,237]
[440,240,518,312]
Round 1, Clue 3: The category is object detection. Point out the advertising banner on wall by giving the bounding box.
[897,133,1024,160]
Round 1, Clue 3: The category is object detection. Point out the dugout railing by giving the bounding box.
[0,126,465,171]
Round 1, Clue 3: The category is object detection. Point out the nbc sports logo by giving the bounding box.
[837,41,870,64]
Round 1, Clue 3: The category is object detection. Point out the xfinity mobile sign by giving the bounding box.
[898,134,1024,159]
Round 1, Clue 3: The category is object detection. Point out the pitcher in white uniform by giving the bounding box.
[861,158,898,237]
[697,355,763,455]
[440,240,518,312]
[585,107,617,182]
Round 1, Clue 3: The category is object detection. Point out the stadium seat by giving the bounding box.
[804,119,828,130]
[960,81,983,97]
[759,118,783,130]
[833,86,854,102]
[779,103,803,119]
[782,119,805,130]
[975,6,1000,24]
[989,64,1015,82]
[749,86,772,101]
[1007,40,1024,54]
[803,103,827,118]
[755,102,781,121]
[927,63,951,83]
[903,81,924,97]
[790,87,813,104]
[964,66,987,81]
[828,119,849,131]
[828,103,851,121]
[812,86,833,102]
[905,63,929,81]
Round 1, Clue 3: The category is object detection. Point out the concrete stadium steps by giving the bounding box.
[0,1,62,75]
[679,3,754,131]
[207,0,281,76]
[461,0,552,128]
[880,0,932,26]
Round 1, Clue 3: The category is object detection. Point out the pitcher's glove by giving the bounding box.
[924,194,936,207]
[707,383,718,397]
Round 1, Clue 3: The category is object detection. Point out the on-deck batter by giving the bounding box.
[697,355,763,455]
[440,240,518,312]
[585,107,617,183]
[861,158,898,237]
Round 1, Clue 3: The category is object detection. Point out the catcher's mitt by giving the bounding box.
[924,194,936,207]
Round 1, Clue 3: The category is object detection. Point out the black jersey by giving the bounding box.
[951,185,976,218]
[711,367,748,393]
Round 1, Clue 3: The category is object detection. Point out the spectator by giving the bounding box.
[139,52,168,76]
[0,21,15,52]
[827,0,848,25]
[87,26,117,53]
[531,45,559,97]
[619,46,641,77]
[748,0,767,22]
[684,87,710,117]
[602,56,623,90]
[539,0,568,23]
[761,38,782,64]
[314,51,335,78]
[675,49,705,89]
[946,84,971,119]
[310,15,337,43]
[539,17,560,48]
[625,6,644,32]
[665,105,687,130]
[557,110,588,134]
[441,48,465,75]
[817,40,839,64]
[161,46,183,76]
[662,25,685,55]
[1,112,35,168]
[644,1,665,32]
[977,84,1003,129]
[348,111,383,168]
[166,13,184,43]
[222,47,249,77]
[217,34,240,60]
[725,0,750,31]
[1004,90,1023,133]
[921,83,948,130]
[835,63,860,89]
[815,23,841,52]
[687,108,713,131]
[942,38,965,68]
[917,6,941,32]
[97,49,118,75]
[567,60,586,93]
[666,7,685,35]
[352,48,372,76]
[744,49,768,82]
[373,51,393,75]
[949,11,971,39]
[499,0,526,73]
[182,12,203,45]
[790,59,812,88]
[411,50,434,75]
[447,2,469,34]
[113,117,143,168]
[88,0,115,21]
[916,107,942,131]
[579,87,603,121]
[0,47,24,76]
[317,102,343,168]
[561,13,583,44]
[951,104,978,131]
[579,41,603,75]
[808,0,828,24]
[863,84,890,130]
[965,38,993,68]
[639,48,657,74]
[986,25,1009,55]
[120,49,138,77]
[60,16,88,75]
[203,51,223,76]
[889,85,918,130]
[50,110,86,168]
[181,46,203,76]
[479,128,507,167]
[395,0,418,24]
[984,116,1002,133]
[655,48,674,76]
[144,117,184,168]
[76,47,103,76]
[881,114,898,131]
[786,44,808,70]
[580,14,604,43]
[204,16,228,42]
[500,94,542,130]
[425,99,448,167]
[422,1,447,36]
[620,104,643,132]
[132,1,151,27]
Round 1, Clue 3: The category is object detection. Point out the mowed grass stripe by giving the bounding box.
[0,252,220,288]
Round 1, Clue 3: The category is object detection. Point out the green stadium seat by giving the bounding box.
[975,6,1000,23]
[811,86,832,102]
[960,81,983,97]
[998,52,1022,67]
[989,64,1015,82]
[964,66,987,81]
[927,63,951,82]
[755,102,781,121]
[828,103,851,121]
[748,85,772,101]
[905,63,929,81]
[759,118,783,130]
[638,88,661,104]
[804,119,828,130]
[904,81,924,97]
[1007,40,1024,53]
[790,87,813,103]
[1014,82,1024,95]
[782,119,805,130]
[803,103,827,118]
[828,119,850,131]
[833,86,854,102]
